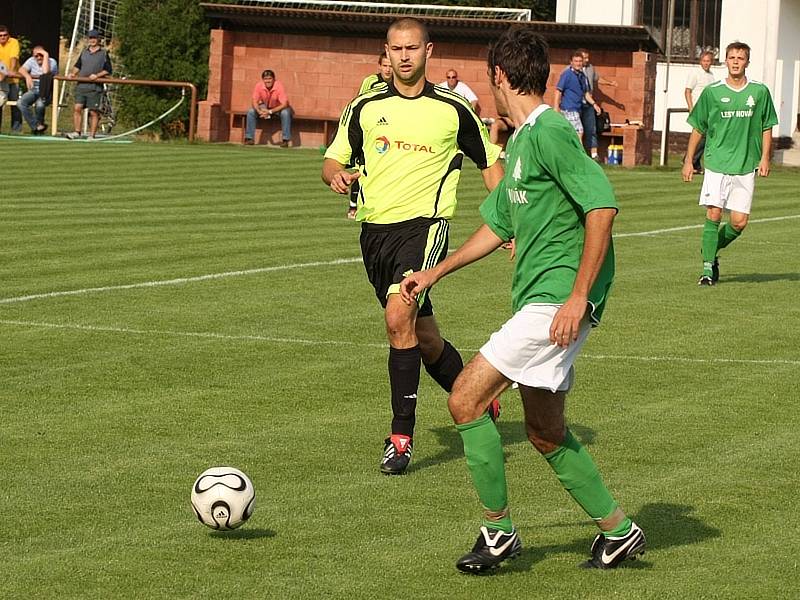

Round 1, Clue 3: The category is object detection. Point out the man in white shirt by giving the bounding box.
[684,51,716,173]
[438,69,480,115]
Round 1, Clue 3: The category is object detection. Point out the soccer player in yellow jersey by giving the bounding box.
[322,17,503,475]
[346,53,394,219]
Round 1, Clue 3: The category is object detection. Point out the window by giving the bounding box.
[639,0,722,61]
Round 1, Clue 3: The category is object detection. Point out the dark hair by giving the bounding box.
[576,47,589,55]
[699,50,715,60]
[261,69,275,78]
[377,52,388,63]
[487,28,550,96]
[0,25,9,33]
[571,49,584,59]
[387,17,429,45]
[725,41,750,61]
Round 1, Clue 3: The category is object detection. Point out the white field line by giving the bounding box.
[2,318,798,366]
[0,257,362,305]
[1,213,798,306]
[613,213,800,238]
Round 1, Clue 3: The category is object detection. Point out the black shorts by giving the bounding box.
[360,217,450,317]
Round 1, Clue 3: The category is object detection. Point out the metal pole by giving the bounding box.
[60,0,85,122]
[659,0,676,166]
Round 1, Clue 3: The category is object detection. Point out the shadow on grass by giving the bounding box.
[499,502,721,574]
[411,421,597,474]
[209,527,276,540]
[720,272,800,283]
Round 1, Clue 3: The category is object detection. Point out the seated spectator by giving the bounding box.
[245,69,292,147]
[0,24,22,130]
[18,45,58,134]
[437,69,480,114]
[66,29,112,140]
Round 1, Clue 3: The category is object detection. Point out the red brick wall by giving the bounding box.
[198,28,655,163]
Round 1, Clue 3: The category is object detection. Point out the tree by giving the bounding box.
[114,0,209,138]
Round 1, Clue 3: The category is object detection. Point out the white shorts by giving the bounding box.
[699,169,756,214]
[479,304,591,393]
[563,110,583,134]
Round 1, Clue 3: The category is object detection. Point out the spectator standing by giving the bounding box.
[18,46,58,134]
[579,48,617,160]
[684,50,716,173]
[66,30,112,140]
[554,51,600,143]
[438,69,480,114]
[0,24,22,131]
[244,69,292,147]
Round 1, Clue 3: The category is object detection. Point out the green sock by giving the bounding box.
[456,413,513,533]
[544,429,617,522]
[701,219,720,275]
[605,516,633,538]
[717,222,742,250]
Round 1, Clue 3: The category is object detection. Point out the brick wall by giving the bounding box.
[198,28,656,164]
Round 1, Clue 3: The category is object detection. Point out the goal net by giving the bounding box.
[217,0,532,21]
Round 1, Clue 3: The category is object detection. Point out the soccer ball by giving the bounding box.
[191,466,255,530]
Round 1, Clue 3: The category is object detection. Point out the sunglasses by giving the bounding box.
[35,53,44,58]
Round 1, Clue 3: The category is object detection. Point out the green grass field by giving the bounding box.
[1,139,798,599]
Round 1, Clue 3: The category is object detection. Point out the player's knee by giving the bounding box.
[525,425,565,454]
[730,214,748,230]
[447,387,474,425]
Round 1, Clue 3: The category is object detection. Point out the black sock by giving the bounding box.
[423,339,463,393]
[389,346,421,437]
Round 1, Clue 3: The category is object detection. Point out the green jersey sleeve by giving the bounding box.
[760,86,779,131]
[687,87,710,133]
[534,122,618,214]
[479,179,513,242]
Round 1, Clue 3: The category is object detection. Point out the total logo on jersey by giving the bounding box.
[373,137,435,154]
[375,136,390,154]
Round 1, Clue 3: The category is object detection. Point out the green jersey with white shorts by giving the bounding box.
[480,105,618,323]
[687,79,778,175]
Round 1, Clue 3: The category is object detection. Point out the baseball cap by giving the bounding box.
[87,29,100,38]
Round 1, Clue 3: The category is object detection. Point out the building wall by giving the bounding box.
[558,0,800,137]
[198,28,655,161]
[556,0,636,26]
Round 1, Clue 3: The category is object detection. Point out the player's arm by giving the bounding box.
[400,224,504,304]
[18,63,33,90]
[585,90,601,114]
[759,128,772,177]
[684,88,694,111]
[553,89,563,113]
[481,161,504,191]
[549,207,615,347]
[682,129,703,181]
[322,158,360,194]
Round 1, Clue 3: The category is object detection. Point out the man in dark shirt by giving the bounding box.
[66,30,112,140]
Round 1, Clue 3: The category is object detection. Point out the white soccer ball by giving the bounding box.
[191,466,255,530]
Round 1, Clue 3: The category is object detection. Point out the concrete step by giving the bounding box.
[775,148,800,166]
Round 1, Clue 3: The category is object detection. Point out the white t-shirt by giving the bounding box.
[685,67,716,99]
[437,79,478,104]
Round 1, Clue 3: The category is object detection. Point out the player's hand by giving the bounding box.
[758,157,770,177]
[594,104,602,115]
[549,294,587,347]
[400,269,438,305]
[500,238,515,260]
[89,73,97,80]
[329,170,360,195]
[681,161,694,182]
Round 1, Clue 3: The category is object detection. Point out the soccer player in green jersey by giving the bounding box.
[321,18,504,475]
[401,28,645,573]
[683,41,778,286]
[346,53,394,220]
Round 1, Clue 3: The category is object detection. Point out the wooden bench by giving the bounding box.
[228,110,339,145]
